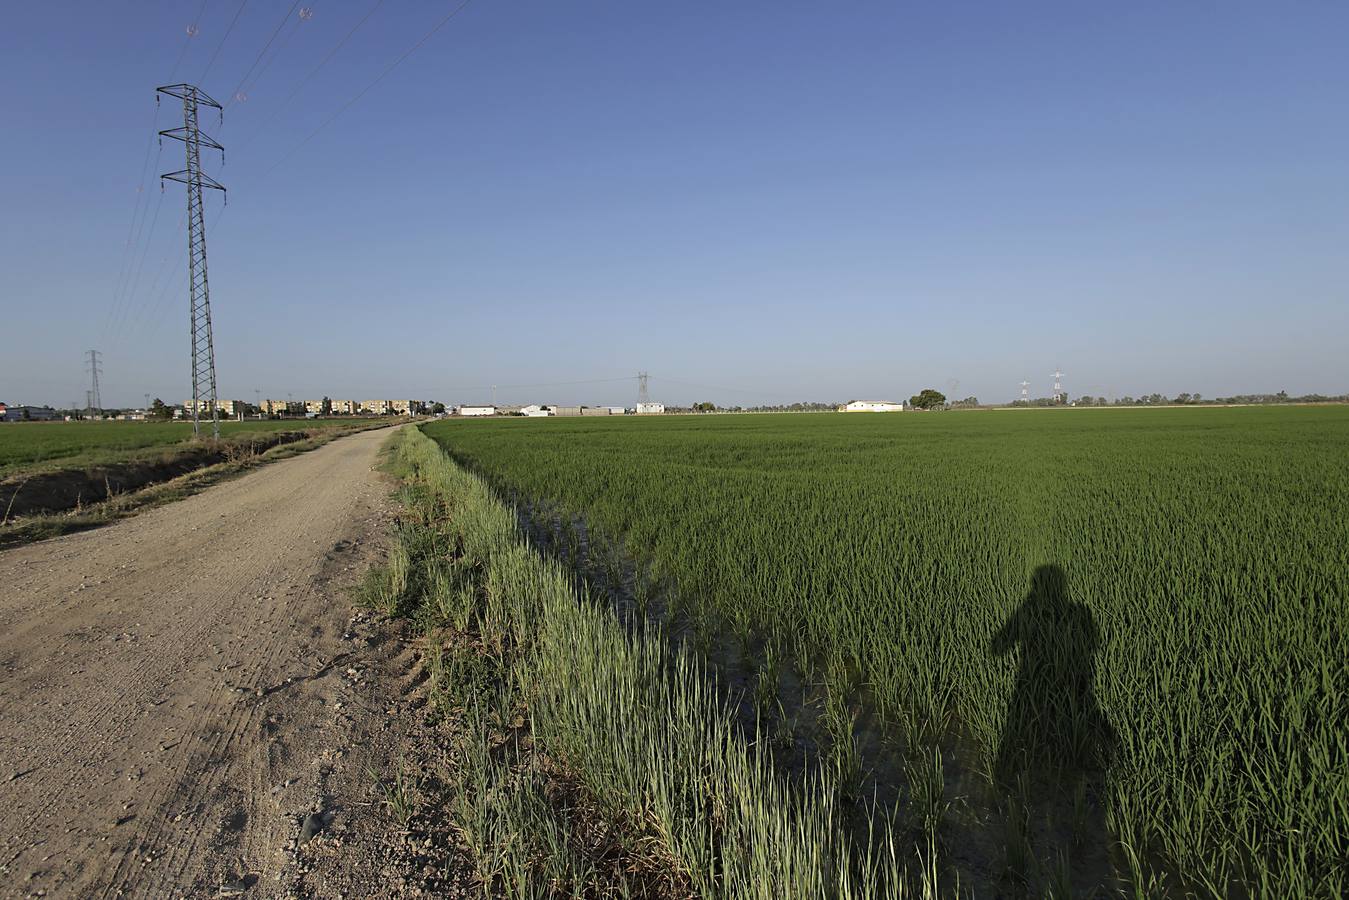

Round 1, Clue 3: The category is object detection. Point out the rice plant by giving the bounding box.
[419,406,1349,896]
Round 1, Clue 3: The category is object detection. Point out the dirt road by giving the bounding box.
[0,426,417,897]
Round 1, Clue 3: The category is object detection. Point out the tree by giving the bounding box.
[150,398,172,421]
[430,402,446,414]
[694,402,717,412]
[320,396,332,416]
[908,389,946,410]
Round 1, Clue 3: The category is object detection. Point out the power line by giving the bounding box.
[229,4,313,106]
[102,4,207,342]
[233,0,387,153]
[104,117,165,338]
[110,188,168,338]
[261,0,474,178]
[117,209,186,341]
[172,0,213,78]
[198,0,251,85]
[223,0,304,107]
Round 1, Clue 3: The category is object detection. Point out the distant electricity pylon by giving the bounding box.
[1020,380,1030,404]
[1052,368,1065,404]
[637,372,650,405]
[85,349,103,417]
[157,83,226,440]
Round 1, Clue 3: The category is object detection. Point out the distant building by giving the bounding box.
[0,403,58,422]
[261,399,297,416]
[519,405,551,417]
[390,400,424,416]
[184,398,247,417]
[330,400,359,415]
[459,405,496,417]
[603,406,626,415]
[839,400,904,413]
[581,406,610,416]
[362,400,393,415]
[553,405,582,417]
[636,402,665,415]
[304,400,326,415]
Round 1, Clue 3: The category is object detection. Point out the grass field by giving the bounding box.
[420,407,1348,896]
[0,418,358,477]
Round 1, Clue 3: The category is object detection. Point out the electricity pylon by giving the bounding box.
[85,349,103,417]
[157,83,225,439]
[637,372,650,405]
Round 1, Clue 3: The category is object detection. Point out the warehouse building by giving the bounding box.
[636,402,665,415]
[459,405,496,417]
[0,403,59,422]
[839,400,904,412]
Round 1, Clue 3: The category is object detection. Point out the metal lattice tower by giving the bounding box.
[157,83,226,439]
[637,372,650,405]
[85,349,103,417]
[1052,368,1064,403]
[1019,380,1030,403]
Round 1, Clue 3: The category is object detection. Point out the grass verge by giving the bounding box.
[364,425,948,897]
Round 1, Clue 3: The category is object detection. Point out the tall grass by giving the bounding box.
[422,407,1349,896]
[384,427,948,897]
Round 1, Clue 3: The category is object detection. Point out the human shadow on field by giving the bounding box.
[991,564,1118,889]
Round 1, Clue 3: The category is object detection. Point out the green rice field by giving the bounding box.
[420,406,1348,896]
[0,418,353,478]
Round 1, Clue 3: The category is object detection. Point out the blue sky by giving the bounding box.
[2,2,1346,408]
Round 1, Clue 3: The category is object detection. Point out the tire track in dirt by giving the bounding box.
[0,425,409,897]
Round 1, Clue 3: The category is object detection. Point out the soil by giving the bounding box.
[0,425,451,898]
[1,431,323,519]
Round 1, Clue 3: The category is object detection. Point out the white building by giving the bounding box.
[603,406,626,415]
[519,405,551,417]
[839,400,904,413]
[636,402,665,415]
[459,405,496,417]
